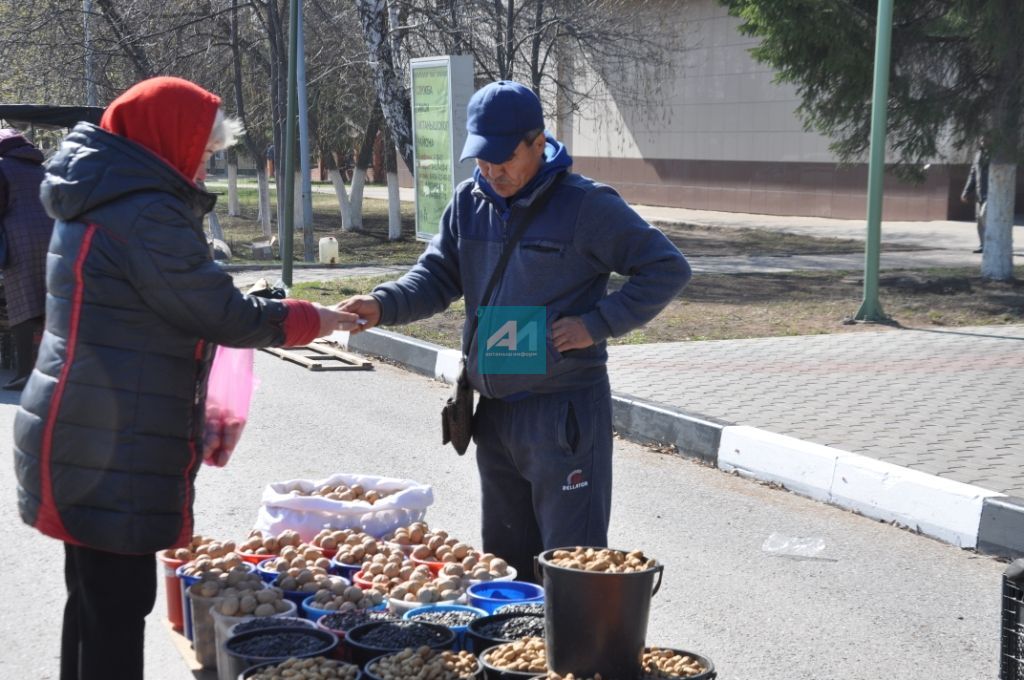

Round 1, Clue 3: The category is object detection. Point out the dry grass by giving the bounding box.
[223,182,1023,346]
[292,267,1024,348]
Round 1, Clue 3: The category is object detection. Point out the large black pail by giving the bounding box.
[536,547,663,680]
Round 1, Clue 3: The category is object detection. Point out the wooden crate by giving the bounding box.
[261,340,372,371]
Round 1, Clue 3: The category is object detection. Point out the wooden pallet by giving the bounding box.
[261,340,372,371]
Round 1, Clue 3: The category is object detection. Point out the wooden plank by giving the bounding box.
[261,341,372,371]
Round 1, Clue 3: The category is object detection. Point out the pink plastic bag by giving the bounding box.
[202,346,257,467]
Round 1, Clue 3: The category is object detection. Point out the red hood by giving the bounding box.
[100,76,220,181]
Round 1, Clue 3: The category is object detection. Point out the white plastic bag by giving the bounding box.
[252,473,433,541]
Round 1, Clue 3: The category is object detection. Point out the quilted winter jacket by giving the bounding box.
[372,135,692,399]
[14,123,298,554]
[0,132,52,326]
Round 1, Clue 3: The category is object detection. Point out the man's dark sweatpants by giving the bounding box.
[473,377,613,581]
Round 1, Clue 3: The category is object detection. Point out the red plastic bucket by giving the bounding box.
[157,550,186,632]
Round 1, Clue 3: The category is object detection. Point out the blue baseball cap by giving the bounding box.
[460,81,545,163]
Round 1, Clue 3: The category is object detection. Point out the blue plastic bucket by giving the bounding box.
[256,557,281,584]
[271,575,349,608]
[175,564,201,641]
[467,581,544,614]
[329,555,362,581]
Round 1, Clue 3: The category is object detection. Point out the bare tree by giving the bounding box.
[355,0,414,172]
[346,0,676,198]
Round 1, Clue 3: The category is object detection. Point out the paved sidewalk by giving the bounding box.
[219,185,1024,558]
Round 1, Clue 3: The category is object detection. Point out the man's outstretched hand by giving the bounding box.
[336,295,382,334]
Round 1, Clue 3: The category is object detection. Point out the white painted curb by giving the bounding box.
[718,426,1004,549]
[434,348,463,384]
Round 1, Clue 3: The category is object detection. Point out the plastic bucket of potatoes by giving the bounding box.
[536,547,663,680]
[158,550,189,632]
[177,553,256,642]
[160,535,234,634]
[188,569,280,669]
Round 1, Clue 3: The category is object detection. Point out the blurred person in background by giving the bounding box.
[0,128,53,390]
[961,144,988,254]
[13,76,360,680]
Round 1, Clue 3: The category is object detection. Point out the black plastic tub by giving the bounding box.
[464,612,544,655]
[344,620,456,668]
[224,626,338,680]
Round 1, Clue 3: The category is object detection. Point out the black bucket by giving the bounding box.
[536,547,664,680]
[464,612,545,655]
[223,626,338,680]
[344,620,456,668]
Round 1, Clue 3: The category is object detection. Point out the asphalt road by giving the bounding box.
[0,353,1007,680]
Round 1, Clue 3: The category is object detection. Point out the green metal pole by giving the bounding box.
[281,0,299,287]
[853,0,894,322]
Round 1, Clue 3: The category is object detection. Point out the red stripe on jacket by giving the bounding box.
[171,339,207,549]
[282,299,321,347]
[35,224,98,541]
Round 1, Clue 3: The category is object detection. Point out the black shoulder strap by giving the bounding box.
[462,172,564,354]
[0,162,8,214]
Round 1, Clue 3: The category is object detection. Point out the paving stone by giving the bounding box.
[608,324,1024,497]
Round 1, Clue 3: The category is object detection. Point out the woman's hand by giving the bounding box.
[314,304,363,337]
[335,295,381,335]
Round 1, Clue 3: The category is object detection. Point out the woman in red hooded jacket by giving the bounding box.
[14,76,359,680]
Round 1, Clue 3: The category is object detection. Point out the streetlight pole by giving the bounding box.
[281,0,300,287]
[83,0,97,106]
[297,0,314,261]
[853,0,894,322]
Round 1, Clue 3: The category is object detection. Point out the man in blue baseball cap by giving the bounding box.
[341,80,691,579]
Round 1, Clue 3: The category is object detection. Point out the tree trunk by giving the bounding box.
[350,168,367,230]
[493,0,506,77]
[229,0,270,234]
[350,108,381,231]
[982,162,1016,281]
[266,0,288,244]
[387,172,401,240]
[329,169,353,230]
[257,168,272,238]
[294,171,303,226]
[504,0,515,79]
[94,0,154,79]
[982,0,1022,281]
[354,0,414,173]
[384,132,401,240]
[530,0,545,91]
[227,161,240,216]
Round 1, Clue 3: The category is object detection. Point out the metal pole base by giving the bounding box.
[847,300,892,324]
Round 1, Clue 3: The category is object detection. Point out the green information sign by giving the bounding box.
[412,64,452,240]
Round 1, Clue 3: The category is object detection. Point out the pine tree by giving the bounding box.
[721,0,1023,280]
